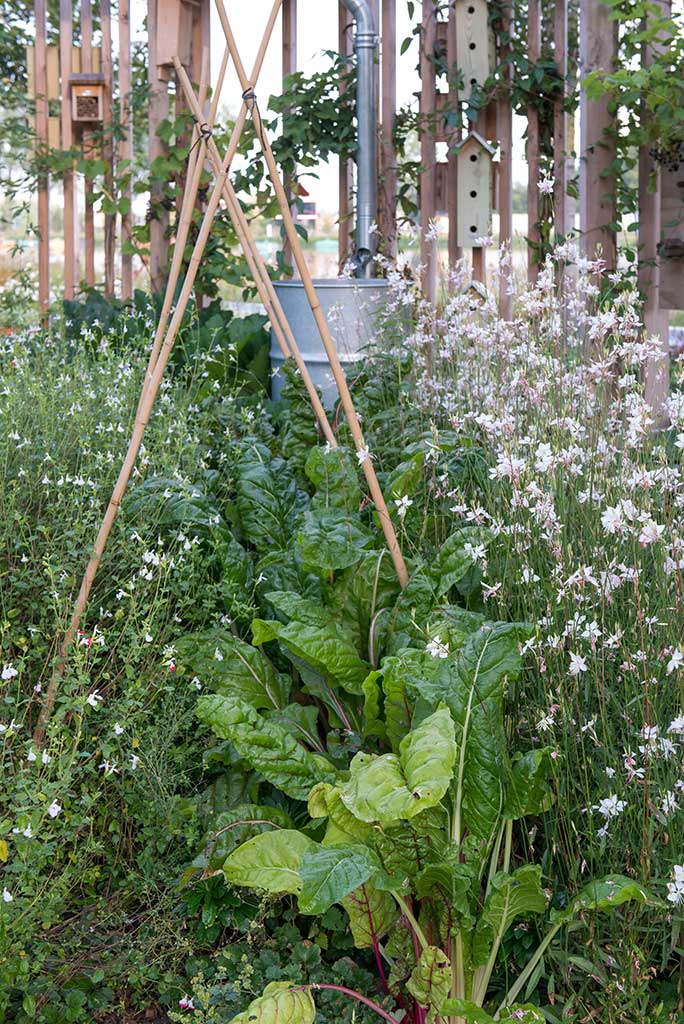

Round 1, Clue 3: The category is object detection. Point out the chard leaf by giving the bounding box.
[431,527,491,599]
[204,804,296,870]
[472,866,547,968]
[341,882,397,947]
[416,622,531,841]
[299,843,378,914]
[230,982,316,1024]
[223,830,314,894]
[374,807,448,886]
[307,782,374,845]
[234,444,307,553]
[296,509,374,575]
[305,445,361,510]
[179,632,289,709]
[407,947,452,1024]
[253,593,369,694]
[197,694,336,800]
[551,874,659,924]
[340,707,456,823]
[362,671,386,742]
[504,748,554,820]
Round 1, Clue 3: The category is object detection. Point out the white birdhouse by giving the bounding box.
[455,132,496,248]
[454,0,496,103]
[659,164,684,310]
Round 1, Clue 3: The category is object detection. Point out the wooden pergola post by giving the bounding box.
[420,0,438,304]
[81,0,96,287]
[119,0,133,299]
[446,2,461,270]
[553,0,568,241]
[148,0,170,293]
[60,0,76,298]
[497,3,513,319]
[579,0,617,268]
[35,0,50,313]
[640,0,670,425]
[101,0,115,296]
[526,0,541,283]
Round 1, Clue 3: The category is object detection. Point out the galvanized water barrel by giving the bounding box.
[270,278,390,408]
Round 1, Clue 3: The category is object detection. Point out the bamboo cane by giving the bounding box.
[213,0,408,588]
[173,59,337,449]
[33,1,284,745]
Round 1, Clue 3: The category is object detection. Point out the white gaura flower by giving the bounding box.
[41,750,50,765]
[426,637,449,659]
[662,791,677,816]
[130,754,140,771]
[667,650,684,675]
[595,794,627,820]
[1,664,18,681]
[213,647,224,662]
[86,690,103,709]
[601,505,624,535]
[356,446,372,466]
[537,175,555,195]
[568,652,588,676]
[26,748,37,762]
[667,865,684,905]
[395,494,413,519]
[638,519,665,547]
[668,715,684,735]
[113,723,124,736]
[47,801,61,818]
[2,888,12,903]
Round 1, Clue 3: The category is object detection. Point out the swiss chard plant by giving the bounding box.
[180,441,659,1024]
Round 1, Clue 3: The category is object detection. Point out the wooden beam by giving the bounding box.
[148,0,170,293]
[282,0,297,271]
[446,2,461,269]
[579,0,618,268]
[420,0,438,303]
[526,0,541,283]
[60,0,76,298]
[35,0,50,313]
[640,0,670,425]
[338,2,353,269]
[497,3,513,318]
[553,0,568,240]
[379,0,397,259]
[101,0,115,295]
[81,0,96,287]
[119,0,133,299]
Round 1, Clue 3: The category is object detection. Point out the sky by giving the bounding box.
[131,1,530,212]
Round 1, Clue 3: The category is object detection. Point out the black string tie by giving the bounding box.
[242,87,256,103]
[187,117,213,157]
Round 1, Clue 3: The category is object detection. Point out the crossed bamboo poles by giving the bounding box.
[34,0,408,745]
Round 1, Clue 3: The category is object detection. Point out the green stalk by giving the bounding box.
[392,891,429,951]
[497,921,563,1013]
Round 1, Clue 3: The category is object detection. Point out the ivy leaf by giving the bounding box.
[197,693,337,800]
[223,830,314,894]
[229,982,316,1024]
[299,843,379,914]
[407,946,451,1024]
[340,706,457,823]
[341,882,398,947]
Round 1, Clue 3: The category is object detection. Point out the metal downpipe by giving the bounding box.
[340,0,378,277]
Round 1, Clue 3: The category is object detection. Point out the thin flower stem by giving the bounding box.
[497,921,563,1012]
